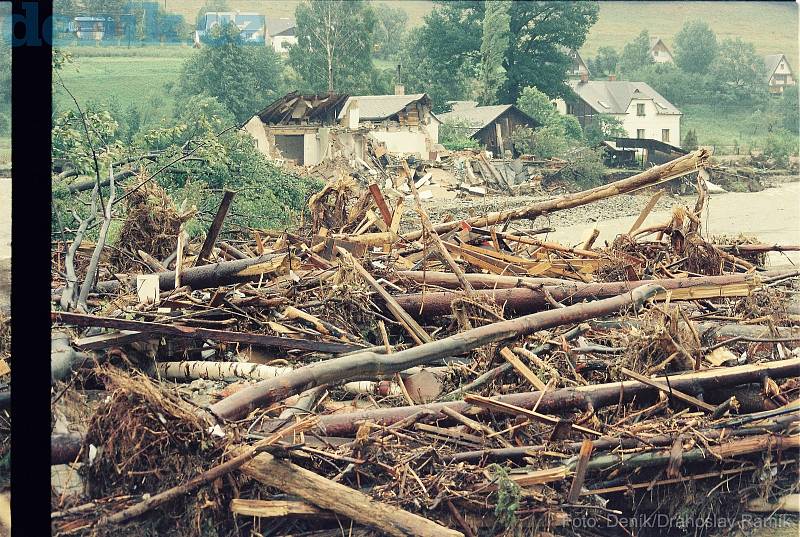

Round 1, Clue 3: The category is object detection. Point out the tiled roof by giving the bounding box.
[568,80,681,115]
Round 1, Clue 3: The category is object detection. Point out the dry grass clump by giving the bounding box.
[308,175,361,234]
[733,287,790,324]
[619,305,700,375]
[80,367,231,537]
[110,182,189,272]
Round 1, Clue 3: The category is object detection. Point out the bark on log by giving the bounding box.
[209,285,663,421]
[392,271,791,318]
[294,357,800,437]
[51,311,362,354]
[241,451,463,537]
[195,190,236,266]
[402,149,709,241]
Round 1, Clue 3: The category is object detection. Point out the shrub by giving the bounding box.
[439,118,480,151]
[762,129,798,168]
[683,129,698,151]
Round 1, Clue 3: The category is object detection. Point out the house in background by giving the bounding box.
[566,49,590,79]
[554,75,682,146]
[244,91,439,166]
[267,17,297,54]
[764,54,796,94]
[438,104,539,157]
[649,37,674,64]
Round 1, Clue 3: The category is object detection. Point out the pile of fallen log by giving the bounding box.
[50,149,800,537]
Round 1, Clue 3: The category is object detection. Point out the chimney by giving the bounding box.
[394,64,404,95]
[579,71,589,83]
[608,74,617,81]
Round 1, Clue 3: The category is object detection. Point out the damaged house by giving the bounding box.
[438,104,539,157]
[243,91,439,166]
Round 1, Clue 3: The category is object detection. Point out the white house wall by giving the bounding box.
[369,129,430,158]
[618,99,681,145]
[243,116,270,154]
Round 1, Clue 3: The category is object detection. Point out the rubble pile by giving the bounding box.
[50,148,800,537]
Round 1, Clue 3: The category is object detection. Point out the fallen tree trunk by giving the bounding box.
[209,284,663,421]
[392,271,788,318]
[51,311,362,354]
[292,357,800,437]
[402,149,710,241]
[241,451,463,537]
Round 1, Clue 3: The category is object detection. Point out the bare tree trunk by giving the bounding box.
[297,356,800,437]
[76,166,116,311]
[209,284,664,421]
[402,149,710,241]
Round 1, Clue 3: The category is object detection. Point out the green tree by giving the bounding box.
[619,30,653,76]
[374,3,408,60]
[176,22,285,124]
[674,20,717,74]
[516,86,558,126]
[439,118,480,150]
[779,85,799,135]
[683,129,698,150]
[478,0,510,105]
[590,46,619,77]
[500,1,599,102]
[583,114,626,146]
[559,114,583,141]
[628,63,709,107]
[710,38,767,104]
[511,123,567,159]
[398,27,470,113]
[417,1,598,104]
[289,0,378,94]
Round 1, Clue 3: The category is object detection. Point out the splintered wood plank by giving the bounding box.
[231,499,329,518]
[499,347,548,391]
[567,439,594,502]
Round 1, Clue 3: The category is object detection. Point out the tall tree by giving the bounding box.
[673,20,717,74]
[478,0,510,105]
[590,46,619,77]
[710,38,766,104]
[398,27,470,113]
[176,23,285,123]
[289,0,378,94]
[500,1,599,102]
[619,29,653,76]
[374,3,408,60]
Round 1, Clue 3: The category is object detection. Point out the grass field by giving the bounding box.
[191,1,798,70]
[581,1,798,72]
[681,104,768,152]
[54,46,191,117]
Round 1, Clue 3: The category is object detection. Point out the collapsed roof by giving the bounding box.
[256,92,350,125]
[337,94,432,122]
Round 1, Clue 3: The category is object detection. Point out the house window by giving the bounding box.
[637,129,645,139]
[636,103,645,116]
[662,129,670,142]
[567,103,575,115]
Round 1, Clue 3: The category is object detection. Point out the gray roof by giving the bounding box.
[764,54,789,81]
[338,94,430,121]
[266,17,295,36]
[438,105,514,131]
[568,80,681,115]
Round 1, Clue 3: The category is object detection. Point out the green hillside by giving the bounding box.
[581,1,798,72]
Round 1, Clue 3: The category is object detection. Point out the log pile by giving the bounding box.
[50,149,800,537]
